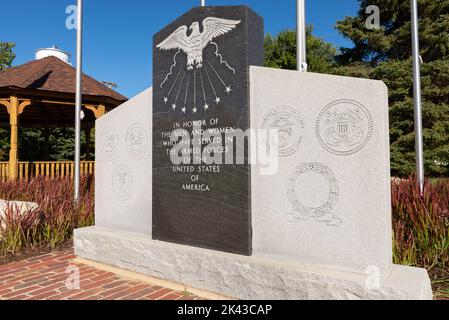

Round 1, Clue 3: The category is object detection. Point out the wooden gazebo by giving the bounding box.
[0,56,127,180]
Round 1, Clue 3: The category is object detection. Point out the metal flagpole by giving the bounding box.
[74,0,83,202]
[297,0,307,72]
[411,0,425,194]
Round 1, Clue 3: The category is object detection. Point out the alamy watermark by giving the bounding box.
[365,5,381,30]
[65,265,80,290]
[167,120,279,176]
[65,5,77,30]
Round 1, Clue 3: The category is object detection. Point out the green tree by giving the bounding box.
[0,42,16,160]
[264,26,337,73]
[335,0,449,177]
[0,42,15,71]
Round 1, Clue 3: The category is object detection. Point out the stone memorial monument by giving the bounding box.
[152,6,263,255]
[94,88,152,235]
[74,5,433,300]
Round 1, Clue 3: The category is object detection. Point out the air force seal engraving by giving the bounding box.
[126,123,148,160]
[261,106,305,157]
[100,127,119,161]
[112,165,133,201]
[287,163,342,226]
[316,99,373,156]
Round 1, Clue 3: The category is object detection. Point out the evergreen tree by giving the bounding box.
[335,0,449,176]
[0,42,16,160]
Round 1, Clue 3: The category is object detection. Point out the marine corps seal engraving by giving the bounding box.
[100,127,119,161]
[316,99,373,156]
[287,163,342,226]
[261,106,305,157]
[112,165,133,201]
[126,123,148,160]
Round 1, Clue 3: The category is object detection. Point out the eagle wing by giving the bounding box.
[156,25,190,53]
[200,17,241,48]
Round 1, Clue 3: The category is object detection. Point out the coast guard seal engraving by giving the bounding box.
[112,165,133,201]
[316,99,373,156]
[126,123,148,160]
[261,106,305,157]
[287,163,342,226]
[100,127,119,161]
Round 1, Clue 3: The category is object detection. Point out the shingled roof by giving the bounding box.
[0,56,127,102]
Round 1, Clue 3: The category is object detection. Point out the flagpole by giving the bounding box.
[411,0,425,194]
[297,0,307,72]
[74,0,83,202]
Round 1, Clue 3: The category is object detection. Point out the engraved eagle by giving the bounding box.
[156,17,241,70]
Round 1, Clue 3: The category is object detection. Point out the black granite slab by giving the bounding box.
[152,5,263,256]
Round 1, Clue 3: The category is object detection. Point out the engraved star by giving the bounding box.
[181,107,186,114]
[163,97,168,104]
[192,107,198,114]
[215,97,221,104]
[171,103,176,110]
[225,86,232,95]
[203,103,209,111]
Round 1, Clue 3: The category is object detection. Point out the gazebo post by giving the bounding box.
[8,96,19,180]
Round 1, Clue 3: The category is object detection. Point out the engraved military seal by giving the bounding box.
[126,123,148,160]
[112,165,133,201]
[100,127,119,161]
[316,99,373,156]
[261,106,305,157]
[287,163,342,226]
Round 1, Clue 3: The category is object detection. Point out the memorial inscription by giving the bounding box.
[152,6,264,255]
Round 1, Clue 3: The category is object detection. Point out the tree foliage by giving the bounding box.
[0,42,15,71]
[264,26,336,73]
[264,1,449,177]
[335,0,449,177]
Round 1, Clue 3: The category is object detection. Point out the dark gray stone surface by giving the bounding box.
[152,6,264,255]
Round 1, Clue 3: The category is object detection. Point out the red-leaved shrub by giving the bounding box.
[0,176,94,257]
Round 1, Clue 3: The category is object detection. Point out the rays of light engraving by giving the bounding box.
[164,69,182,105]
[172,71,187,111]
[193,69,197,113]
[203,64,220,104]
[210,41,236,74]
[160,49,181,89]
[199,70,209,111]
[182,72,191,114]
[207,61,232,95]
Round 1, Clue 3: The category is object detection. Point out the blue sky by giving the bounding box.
[0,0,359,98]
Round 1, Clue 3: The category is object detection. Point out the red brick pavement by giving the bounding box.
[0,249,200,300]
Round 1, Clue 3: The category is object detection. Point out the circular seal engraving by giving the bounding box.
[112,165,133,201]
[287,163,342,226]
[261,106,305,157]
[126,123,148,160]
[100,127,119,161]
[316,99,373,156]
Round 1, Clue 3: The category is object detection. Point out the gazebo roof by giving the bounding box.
[0,56,127,102]
[0,56,129,128]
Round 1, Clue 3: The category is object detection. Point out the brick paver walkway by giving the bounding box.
[0,249,200,300]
